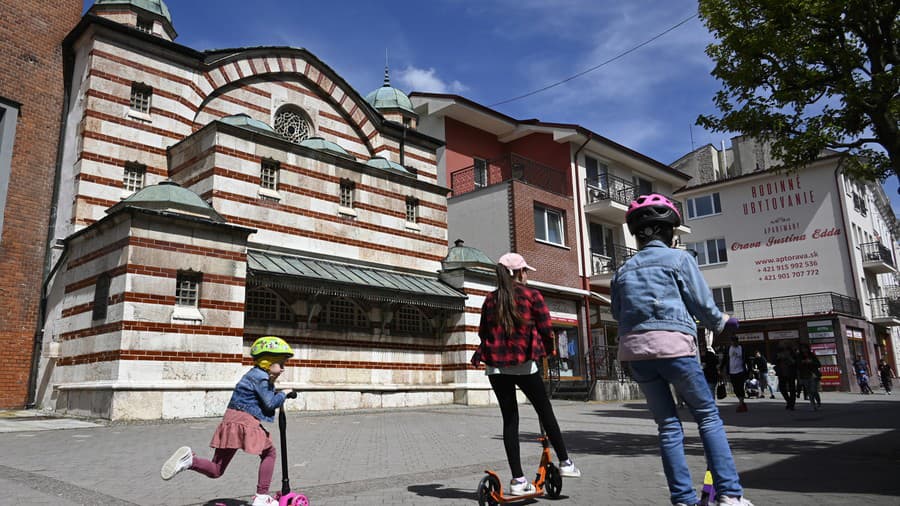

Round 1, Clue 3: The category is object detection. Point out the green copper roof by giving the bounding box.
[248,250,465,311]
[299,137,355,160]
[219,113,276,134]
[95,0,172,22]
[365,67,414,114]
[365,156,410,174]
[108,180,224,222]
[443,239,495,269]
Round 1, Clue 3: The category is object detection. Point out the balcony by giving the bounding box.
[449,153,569,197]
[870,297,900,325]
[589,244,638,287]
[861,241,896,274]
[721,292,861,321]
[583,175,688,233]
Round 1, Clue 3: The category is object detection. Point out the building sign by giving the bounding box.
[807,320,835,339]
[736,332,764,343]
[820,364,841,386]
[810,342,837,356]
[768,330,799,340]
[545,297,578,325]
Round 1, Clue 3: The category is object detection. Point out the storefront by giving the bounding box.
[544,296,583,378]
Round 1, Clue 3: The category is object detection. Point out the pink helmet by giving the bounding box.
[625,193,682,234]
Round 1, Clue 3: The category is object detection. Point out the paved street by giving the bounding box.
[1,392,898,505]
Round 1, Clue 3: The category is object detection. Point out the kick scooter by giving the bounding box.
[476,421,562,505]
[274,391,310,506]
[699,469,715,505]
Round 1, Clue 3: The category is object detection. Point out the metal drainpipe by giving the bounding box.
[834,160,864,391]
[572,134,593,381]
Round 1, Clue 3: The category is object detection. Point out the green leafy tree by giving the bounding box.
[697,0,899,183]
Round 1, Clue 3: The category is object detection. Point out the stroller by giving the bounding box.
[744,373,761,399]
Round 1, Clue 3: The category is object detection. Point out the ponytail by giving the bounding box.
[495,264,525,331]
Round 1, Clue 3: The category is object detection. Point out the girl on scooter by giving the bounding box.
[471,252,581,496]
[611,194,752,506]
[160,336,295,506]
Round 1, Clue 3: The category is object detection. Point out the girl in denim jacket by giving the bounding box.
[611,194,752,506]
[160,336,294,506]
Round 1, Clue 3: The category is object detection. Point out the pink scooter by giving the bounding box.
[275,391,309,506]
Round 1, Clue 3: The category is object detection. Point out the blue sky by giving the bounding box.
[85,0,899,212]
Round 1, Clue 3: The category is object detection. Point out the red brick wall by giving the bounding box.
[510,181,580,288]
[0,2,82,408]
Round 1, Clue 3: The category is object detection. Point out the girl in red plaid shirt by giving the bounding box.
[471,252,581,496]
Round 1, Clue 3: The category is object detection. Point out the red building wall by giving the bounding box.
[0,1,82,408]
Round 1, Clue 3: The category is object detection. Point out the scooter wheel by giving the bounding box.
[291,494,309,506]
[544,463,562,498]
[477,474,500,506]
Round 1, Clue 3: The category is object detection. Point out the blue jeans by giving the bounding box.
[629,357,743,504]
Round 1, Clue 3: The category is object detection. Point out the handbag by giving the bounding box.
[716,381,727,400]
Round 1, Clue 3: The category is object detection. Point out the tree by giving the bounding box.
[696,0,899,184]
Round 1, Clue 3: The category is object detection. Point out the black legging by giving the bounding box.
[489,371,569,477]
[779,374,797,407]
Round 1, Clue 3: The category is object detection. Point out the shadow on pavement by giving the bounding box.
[200,499,246,506]
[407,483,499,502]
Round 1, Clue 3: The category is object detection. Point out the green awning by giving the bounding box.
[247,250,466,311]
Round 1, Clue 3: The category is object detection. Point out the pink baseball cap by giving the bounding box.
[498,252,536,272]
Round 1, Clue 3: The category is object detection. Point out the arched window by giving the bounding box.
[394,305,431,335]
[246,288,293,322]
[323,298,368,329]
[273,105,313,144]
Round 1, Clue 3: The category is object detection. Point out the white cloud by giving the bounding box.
[396,66,468,94]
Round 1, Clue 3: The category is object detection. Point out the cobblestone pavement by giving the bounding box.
[0,392,898,505]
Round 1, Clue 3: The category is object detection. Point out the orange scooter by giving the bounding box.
[476,422,562,505]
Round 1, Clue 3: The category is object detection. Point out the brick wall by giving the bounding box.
[509,181,580,288]
[0,1,82,408]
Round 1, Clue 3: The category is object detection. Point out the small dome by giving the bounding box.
[219,113,276,134]
[108,180,224,222]
[299,137,356,160]
[365,67,414,114]
[365,156,410,174]
[443,239,495,270]
[94,0,172,22]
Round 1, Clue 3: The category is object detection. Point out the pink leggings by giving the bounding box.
[190,445,277,495]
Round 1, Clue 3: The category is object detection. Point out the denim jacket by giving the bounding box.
[611,240,726,337]
[226,366,286,423]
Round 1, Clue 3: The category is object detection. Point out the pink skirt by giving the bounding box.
[210,408,273,456]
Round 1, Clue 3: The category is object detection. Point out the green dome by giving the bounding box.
[219,113,275,134]
[108,180,224,222]
[365,156,410,174]
[299,137,355,160]
[94,0,172,22]
[443,239,495,269]
[365,67,414,114]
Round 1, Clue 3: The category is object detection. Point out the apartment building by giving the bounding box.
[31,0,472,420]
[673,136,899,391]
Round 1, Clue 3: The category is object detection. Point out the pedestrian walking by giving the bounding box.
[753,351,776,399]
[160,336,295,506]
[853,355,875,394]
[611,193,753,506]
[470,252,581,496]
[775,344,797,410]
[796,345,822,410]
[725,337,749,412]
[703,347,720,397]
[878,360,894,394]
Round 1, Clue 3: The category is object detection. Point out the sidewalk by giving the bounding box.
[1,392,897,505]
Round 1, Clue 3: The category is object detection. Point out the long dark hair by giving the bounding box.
[495,264,525,330]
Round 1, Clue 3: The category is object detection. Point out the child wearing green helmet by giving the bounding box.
[160,336,295,506]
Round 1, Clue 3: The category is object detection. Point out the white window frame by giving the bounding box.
[260,159,279,191]
[122,162,146,194]
[473,158,488,188]
[405,197,419,223]
[129,82,152,114]
[686,193,722,220]
[534,205,565,246]
[686,238,728,266]
[339,179,355,210]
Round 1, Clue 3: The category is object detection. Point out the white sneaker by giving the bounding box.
[508,478,535,496]
[160,446,193,480]
[717,496,754,506]
[559,459,582,477]
[251,494,278,506]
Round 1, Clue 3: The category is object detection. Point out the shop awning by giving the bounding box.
[247,250,466,311]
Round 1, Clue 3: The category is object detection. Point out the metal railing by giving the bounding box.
[449,153,569,197]
[592,344,629,382]
[723,292,861,320]
[860,241,895,268]
[870,297,900,320]
[590,244,638,275]
[584,174,685,217]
